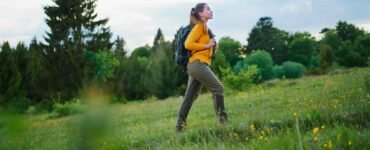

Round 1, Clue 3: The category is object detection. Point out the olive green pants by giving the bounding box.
[176,60,227,131]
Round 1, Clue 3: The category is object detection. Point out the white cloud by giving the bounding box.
[357,22,370,32]
[95,0,231,51]
[0,0,51,46]
[1,0,369,51]
[280,0,313,13]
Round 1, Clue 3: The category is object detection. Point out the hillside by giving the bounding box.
[1,68,369,149]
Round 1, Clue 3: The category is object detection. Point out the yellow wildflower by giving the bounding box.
[250,124,256,131]
[313,127,319,135]
[348,141,352,146]
[336,135,341,140]
[259,135,264,140]
[327,140,333,148]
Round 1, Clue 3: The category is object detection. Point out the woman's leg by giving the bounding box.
[187,60,228,123]
[176,75,202,131]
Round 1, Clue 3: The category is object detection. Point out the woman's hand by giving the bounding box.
[205,38,216,49]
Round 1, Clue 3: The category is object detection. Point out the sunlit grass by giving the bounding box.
[1,68,369,149]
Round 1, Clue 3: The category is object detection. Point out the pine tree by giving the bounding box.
[113,35,127,57]
[153,28,165,49]
[27,38,48,101]
[0,42,13,101]
[42,0,113,100]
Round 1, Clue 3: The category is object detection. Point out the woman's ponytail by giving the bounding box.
[189,7,198,25]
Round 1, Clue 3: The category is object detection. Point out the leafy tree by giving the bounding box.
[119,57,150,100]
[84,50,119,83]
[247,17,289,64]
[320,30,341,51]
[131,45,151,58]
[336,21,365,43]
[218,37,242,67]
[319,44,335,71]
[352,33,370,67]
[288,32,316,66]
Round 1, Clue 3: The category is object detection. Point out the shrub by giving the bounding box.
[221,65,258,91]
[8,97,31,113]
[365,73,370,97]
[109,96,127,104]
[272,65,284,79]
[245,50,273,81]
[281,61,306,79]
[49,99,86,118]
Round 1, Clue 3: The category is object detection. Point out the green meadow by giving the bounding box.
[1,68,369,149]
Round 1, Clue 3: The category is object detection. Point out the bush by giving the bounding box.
[272,65,284,79]
[221,65,258,91]
[109,96,127,104]
[281,61,306,79]
[49,99,86,118]
[245,50,273,81]
[8,97,31,113]
[365,73,370,97]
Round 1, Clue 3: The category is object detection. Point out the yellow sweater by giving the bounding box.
[184,23,213,65]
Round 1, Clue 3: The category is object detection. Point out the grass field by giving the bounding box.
[1,68,369,150]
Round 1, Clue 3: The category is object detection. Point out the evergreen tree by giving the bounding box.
[113,35,126,57]
[0,42,14,102]
[147,41,178,99]
[42,0,113,100]
[27,38,48,101]
[153,28,165,49]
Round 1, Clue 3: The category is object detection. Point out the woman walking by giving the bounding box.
[176,3,228,132]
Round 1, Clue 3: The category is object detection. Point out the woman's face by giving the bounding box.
[199,4,213,20]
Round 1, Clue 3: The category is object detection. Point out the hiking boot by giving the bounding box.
[176,116,187,132]
[213,95,228,123]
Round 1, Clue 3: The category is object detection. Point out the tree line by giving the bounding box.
[1,0,369,112]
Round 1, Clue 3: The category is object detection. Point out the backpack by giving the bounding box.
[174,24,216,69]
[174,24,193,68]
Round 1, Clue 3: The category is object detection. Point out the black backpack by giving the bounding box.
[174,24,215,69]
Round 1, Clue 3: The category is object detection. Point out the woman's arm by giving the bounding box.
[185,24,207,51]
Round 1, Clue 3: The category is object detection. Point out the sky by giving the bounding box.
[1,0,369,52]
